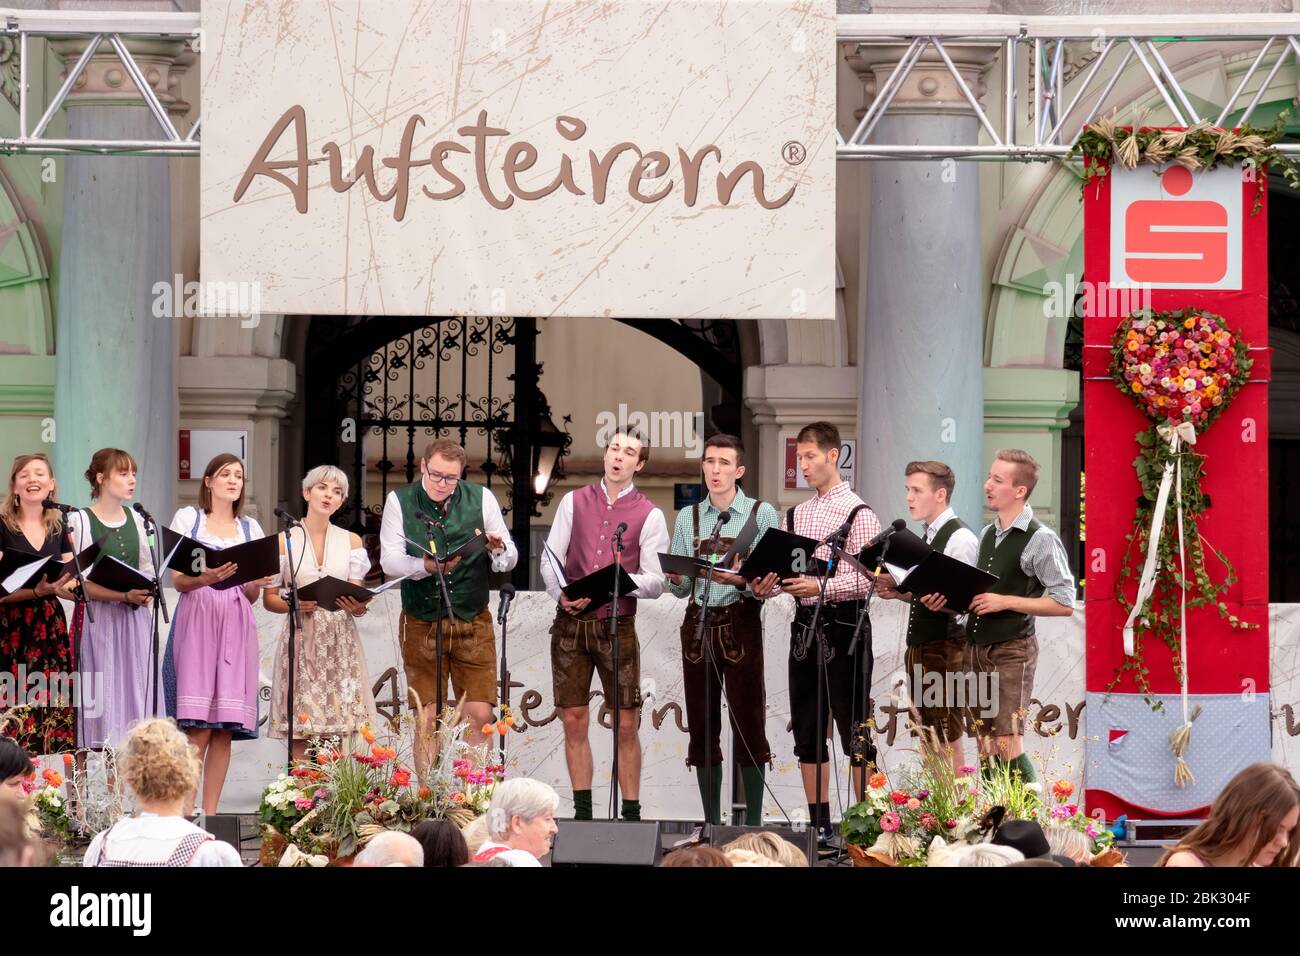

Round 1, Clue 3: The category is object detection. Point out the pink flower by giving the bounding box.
[881,812,900,833]
[958,765,977,776]
[920,813,938,830]
[906,798,921,810]
[1085,822,1101,839]
[890,790,910,806]
[1050,804,1074,820]
[916,789,930,801]
[944,819,958,830]
[293,797,314,811]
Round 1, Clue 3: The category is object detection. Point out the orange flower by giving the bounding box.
[418,786,431,799]
[62,754,74,768]
[481,723,495,736]
[505,715,517,727]
[451,792,466,803]
[496,720,509,735]
[360,725,375,744]
[868,772,887,790]
[42,769,63,788]
[1051,779,1075,800]
[298,711,310,725]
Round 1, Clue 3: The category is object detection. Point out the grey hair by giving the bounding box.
[1045,826,1091,864]
[485,777,560,841]
[354,830,424,867]
[948,843,1024,867]
[302,464,349,498]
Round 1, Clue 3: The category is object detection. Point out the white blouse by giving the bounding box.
[83,814,243,867]
[169,505,266,549]
[274,523,371,588]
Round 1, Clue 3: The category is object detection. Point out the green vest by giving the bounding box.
[905,516,970,647]
[965,516,1044,646]
[395,480,489,622]
[85,509,141,569]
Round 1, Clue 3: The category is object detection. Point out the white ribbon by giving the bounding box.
[1121,420,1196,659]
[279,844,329,867]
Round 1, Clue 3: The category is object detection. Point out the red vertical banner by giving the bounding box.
[1083,149,1271,820]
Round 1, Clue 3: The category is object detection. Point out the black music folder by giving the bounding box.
[87,555,154,593]
[296,574,407,611]
[404,529,488,562]
[160,527,281,589]
[544,544,638,610]
[858,526,931,571]
[658,552,738,578]
[734,528,828,580]
[0,542,101,595]
[889,551,998,613]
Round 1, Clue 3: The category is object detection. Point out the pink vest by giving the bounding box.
[563,483,655,619]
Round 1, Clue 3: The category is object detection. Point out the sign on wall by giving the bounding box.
[199,0,836,320]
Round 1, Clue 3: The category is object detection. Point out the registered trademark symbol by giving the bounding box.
[782,141,806,165]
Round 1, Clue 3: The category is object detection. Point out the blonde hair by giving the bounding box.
[302,464,349,498]
[460,814,489,857]
[724,847,782,867]
[1045,826,1091,864]
[117,718,200,804]
[721,830,808,867]
[3,453,62,537]
[994,448,1039,498]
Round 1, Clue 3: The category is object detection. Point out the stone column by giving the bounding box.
[848,44,995,527]
[51,36,188,517]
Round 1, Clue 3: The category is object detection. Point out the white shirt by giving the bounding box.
[379,481,518,580]
[539,480,669,603]
[474,841,542,867]
[922,508,979,566]
[83,814,243,867]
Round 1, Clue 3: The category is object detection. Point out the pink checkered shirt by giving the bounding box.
[789,480,881,605]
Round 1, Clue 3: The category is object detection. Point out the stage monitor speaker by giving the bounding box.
[549,820,662,867]
[200,813,243,848]
[708,824,804,850]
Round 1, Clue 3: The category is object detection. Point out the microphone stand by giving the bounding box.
[692,512,729,829]
[800,522,850,867]
[64,508,93,750]
[419,513,456,721]
[847,533,890,802]
[497,591,513,767]
[607,525,625,820]
[280,513,302,769]
[138,508,170,717]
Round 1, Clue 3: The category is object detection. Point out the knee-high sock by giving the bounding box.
[695,764,723,825]
[740,765,766,827]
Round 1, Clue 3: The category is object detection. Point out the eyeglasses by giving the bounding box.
[425,470,459,486]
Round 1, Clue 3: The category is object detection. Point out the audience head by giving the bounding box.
[355,830,424,867]
[659,845,732,867]
[947,843,1024,867]
[1158,762,1300,867]
[0,792,37,867]
[411,818,470,867]
[991,819,1051,860]
[117,719,199,808]
[721,830,808,867]
[1045,826,1092,865]
[724,848,782,867]
[461,814,489,857]
[0,737,34,797]
[485,778,559,860]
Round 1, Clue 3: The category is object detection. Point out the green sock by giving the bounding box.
[1009,753,1037,784]
[740,766,766,827]
[573,789,593,821]
[695,764,723,825]
[621,798,641,821]
[980,755,1004,784]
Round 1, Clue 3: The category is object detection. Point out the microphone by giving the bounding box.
[867,518,908,547]
[612,521,628,539]
[132,502,155,525]
[274,506,301,526]
[497,583,516,625]
[42,500,75,514]
[708,509,732,550]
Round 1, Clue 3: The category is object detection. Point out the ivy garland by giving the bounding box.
[1069,112,1300,215]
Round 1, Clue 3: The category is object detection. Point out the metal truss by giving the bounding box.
[836,14,1300,162]
[1,8,200,156]
[2,10,1299,162]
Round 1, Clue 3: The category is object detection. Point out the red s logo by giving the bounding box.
[1123,166,1228,285]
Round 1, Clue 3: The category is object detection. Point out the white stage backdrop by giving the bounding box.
[155,592,1296,821]
[199,0,836,320]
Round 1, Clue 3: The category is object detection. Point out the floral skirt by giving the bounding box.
[269,609,378,740]
[0,595,75,754]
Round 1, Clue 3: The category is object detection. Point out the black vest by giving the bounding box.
[965,516,1044,646]
[905,516,970,647]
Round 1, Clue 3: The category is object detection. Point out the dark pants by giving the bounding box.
[788,601,875,767]
[680,599,772,768]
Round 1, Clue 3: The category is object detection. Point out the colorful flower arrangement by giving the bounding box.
[258,700,508,864]
[1108,309,1258,698]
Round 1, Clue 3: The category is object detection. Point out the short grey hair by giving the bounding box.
[354,830,423,867]
[948,843,1024,867]
[1046,826,1091,864]
[485,777,560,841]
[302,464,349,498]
